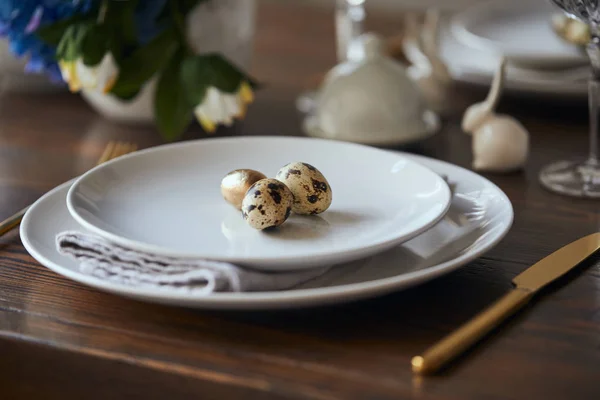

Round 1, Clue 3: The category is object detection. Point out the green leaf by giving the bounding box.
[116,88,142,102]
[179,0,209,14]
[154,51,194,141]
[107,33,127,66]
[109,28,178,99]
[81,25,111,66]
[157,0,209,24]
[35,13,90,46]
[105,0,140,46]
[180,58,206,105]
[180,54,258,105]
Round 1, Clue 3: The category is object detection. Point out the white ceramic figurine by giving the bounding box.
[462,57,529,173]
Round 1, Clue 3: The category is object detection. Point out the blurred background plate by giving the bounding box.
[450,0,587,70]
[440,19,587,99]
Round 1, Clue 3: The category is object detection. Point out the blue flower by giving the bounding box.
[0,0,91,82]
[134,0,167,44]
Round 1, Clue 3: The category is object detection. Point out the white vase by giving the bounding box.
[81,0,257,124]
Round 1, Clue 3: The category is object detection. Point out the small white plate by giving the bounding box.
[451,0,587,69]
[21,153,513,310]
[66,137,451,271]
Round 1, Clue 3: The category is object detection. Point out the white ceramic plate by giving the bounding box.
[440,21,587,98]
[66,137,451,271]
[21,153,513,310]
[451,0,587,69]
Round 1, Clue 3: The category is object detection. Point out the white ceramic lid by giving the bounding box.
[311,33,438,144]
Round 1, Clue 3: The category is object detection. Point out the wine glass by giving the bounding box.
[296,0,366,113]
[540,0,600,197]
[335,0,367,63]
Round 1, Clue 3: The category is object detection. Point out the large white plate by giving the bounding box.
[66,137,451,271]
[451,0,587,70]
[21,153,513,310]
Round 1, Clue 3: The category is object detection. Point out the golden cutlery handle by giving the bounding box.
[412,287,534,375]
[0,206,29,237]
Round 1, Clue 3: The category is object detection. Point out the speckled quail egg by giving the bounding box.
[221,169,267,210]
[241,178,294,230]
[275,162,332,215]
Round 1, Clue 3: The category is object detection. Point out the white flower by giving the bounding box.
[193,81,254,133]
[59,53,119,94]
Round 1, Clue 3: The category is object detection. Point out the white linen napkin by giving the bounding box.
[56,231,330,294]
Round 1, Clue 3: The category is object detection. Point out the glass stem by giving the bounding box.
[586,34,600,166]
[335,0,365,63]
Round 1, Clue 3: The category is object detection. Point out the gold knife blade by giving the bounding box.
[412,232,600,375]
[513,232,600,291]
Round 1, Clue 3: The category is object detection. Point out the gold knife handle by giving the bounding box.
[0,206,30,237]
[412,287,534,375]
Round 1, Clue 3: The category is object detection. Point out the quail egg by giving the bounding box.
[221,169,267,210]
[275,162,332,215]
[551,13,590,46]
[241,178,294,230]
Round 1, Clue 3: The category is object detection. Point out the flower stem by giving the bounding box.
[170,0,194,56]
[97,0,109,24]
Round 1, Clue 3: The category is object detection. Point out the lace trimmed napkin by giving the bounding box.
[56,231,330,295]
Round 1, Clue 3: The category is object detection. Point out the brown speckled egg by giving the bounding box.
[221,169,267,210]
[241,178,294,230]
[275,162,332,215]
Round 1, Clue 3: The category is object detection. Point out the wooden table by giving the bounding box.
[1,2,599,399]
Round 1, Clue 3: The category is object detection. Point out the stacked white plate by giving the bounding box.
[444,0,588,99]
[21,136,513,310]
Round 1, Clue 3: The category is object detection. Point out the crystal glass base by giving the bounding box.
[539,159,600,198]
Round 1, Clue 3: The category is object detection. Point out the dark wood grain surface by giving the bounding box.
[1,2,600,399]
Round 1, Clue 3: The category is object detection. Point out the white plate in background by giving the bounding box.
[450,0,587,70]
[440,20,588,98]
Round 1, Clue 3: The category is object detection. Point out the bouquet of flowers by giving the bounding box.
[0,0,257,140]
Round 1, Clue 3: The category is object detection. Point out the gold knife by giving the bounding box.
[411,232,600,375]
